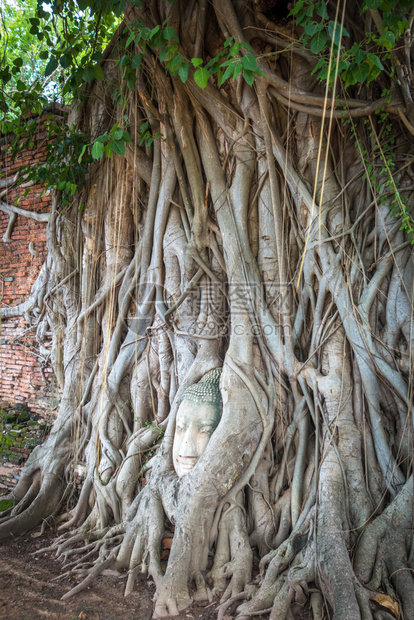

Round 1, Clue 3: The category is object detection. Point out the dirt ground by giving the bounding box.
[0,530,274,620]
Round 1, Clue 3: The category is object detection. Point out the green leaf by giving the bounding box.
[39,51,49,60]
[191,58,203,67]
[318,65,331,80]
[131,54,142,69]
[13,57,23,68]
[112,128,123,140]
[289,0,304,16]
[123,130,131,143]
[91,141,104,159]
[364,0,382,8]
[127,74,136,90]
[178,62,189,83]
[82,66,95,82]
[316,1,329,19]
[337,59,350,72]
[233,61,243,79]
[60,54,72,69]
[304,21,324,36]
[94,66,105,80]
[241,53,259,71]
[45,57,58,77]
[221,63,235,84]
[110,140,126,156]
[194,66,210,89]
[327,21,343,47]
[355,48,366,63]
[352,62,370,83]
[366,65,381,85]
[242,70,254,86]
[311,57,326,75]
[29,17,40,26]
[367,53,384,70]
[163,26,179,42]
[310,31,328,54]
[16,80,26,91]
[126,32,135,48]
[113,0,126,17]
[170,53,183,71]
[160,46,170,63]
[96,133,109,142]
[229,42,241,57]
[378,30,395,50]
[149,25,161,39]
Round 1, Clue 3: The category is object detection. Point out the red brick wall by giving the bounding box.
[0,114,60,419]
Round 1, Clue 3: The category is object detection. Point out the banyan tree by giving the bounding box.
[1,0,414,618]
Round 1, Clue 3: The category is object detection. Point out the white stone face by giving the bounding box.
[173,400,220,477]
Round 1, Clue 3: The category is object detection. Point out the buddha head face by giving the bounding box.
[173,368,222,477]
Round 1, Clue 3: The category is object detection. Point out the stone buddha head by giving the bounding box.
[173,368,222,477]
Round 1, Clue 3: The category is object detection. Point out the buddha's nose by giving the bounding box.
[180,428,199,458]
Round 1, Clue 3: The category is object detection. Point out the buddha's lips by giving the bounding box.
[176,457,199,469]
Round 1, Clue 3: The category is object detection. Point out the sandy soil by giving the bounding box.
[0,530,273,620]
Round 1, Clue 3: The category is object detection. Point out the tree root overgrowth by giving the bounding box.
[1,0,414,618]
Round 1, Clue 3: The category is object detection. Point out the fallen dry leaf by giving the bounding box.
[372,593,400,618]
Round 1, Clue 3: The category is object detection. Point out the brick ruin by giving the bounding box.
[0,111,63,492]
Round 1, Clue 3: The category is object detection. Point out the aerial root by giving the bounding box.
[33,527,108,556]
[310,592,324,620]
[61,548,119,600]
[61,548,101,571]
[58,478,92,531]
[33,522,127,593]
[235,528,315,619]
[208,500,253,603]
[352,479,414,618]
[268,581,290,620]
[60,539,105,561]
[237,612,273,619]
[125,564,141,597]
[9,479,40,517]
[217,591,251,620]
[0,472,62,540]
